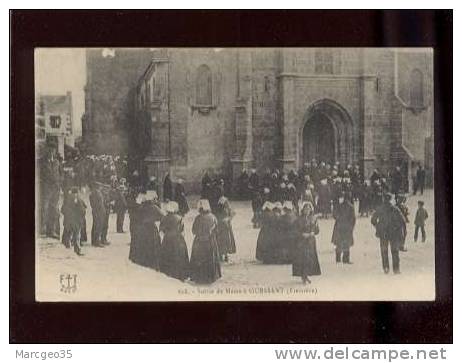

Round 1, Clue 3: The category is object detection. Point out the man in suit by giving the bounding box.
[41,148,62,238]
[331,193,356,264]
[371,193,407,274]
[89,182,106,247]
[414,164,426,195]
[65,187,86,256]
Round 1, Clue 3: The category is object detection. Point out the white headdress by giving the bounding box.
[300,201,314,213]
[136,193,146,204]
[145,190,158,201]
[273,201,283,210]
[165,201,179,213]
[283,201,294,210]
[197,199,211,212]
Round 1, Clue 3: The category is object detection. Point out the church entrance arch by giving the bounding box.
[299,99,354,168]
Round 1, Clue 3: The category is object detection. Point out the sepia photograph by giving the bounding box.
[34,47,435,302]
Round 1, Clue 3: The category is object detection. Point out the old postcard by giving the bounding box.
[35,47,435,301]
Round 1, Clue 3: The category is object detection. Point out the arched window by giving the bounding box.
[410,68,424,107]
[315,49,334,74]
[196,65,212,105]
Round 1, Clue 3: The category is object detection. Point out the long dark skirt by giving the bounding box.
[160,232,190,281]
[80,217,88,242]
[129,224,161,271]
[292,237,321,277]
[189,236,222,284]
[176,195,190,216]
[266,227,291,264]
[216,220,236,256]
[318,198,331,215]
[256,226,272,262]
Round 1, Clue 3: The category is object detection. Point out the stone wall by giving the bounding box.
[85,48,434,190]
[167,49,237,192]
[83,48,153,155]
[251,49,280,173]
[396,50,434,163]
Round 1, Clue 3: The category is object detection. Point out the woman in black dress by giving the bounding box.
[268,201,284,264]
[159,201,190,281]
[190,199,222,284]
[174,179,190,216]
[280,200,298,264]
[292,202,321,284]
[255,201,274,262]
[129,191,164,271]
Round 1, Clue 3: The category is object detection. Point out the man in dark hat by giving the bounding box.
[65,187,86,256]
[40,147,61,238]
[414,164,426,196]
[114,184,128,233]
[414,200,429,242]
[331,192,356,264]
[371,193,407,274]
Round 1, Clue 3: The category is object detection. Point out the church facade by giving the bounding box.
[82,48,433,193]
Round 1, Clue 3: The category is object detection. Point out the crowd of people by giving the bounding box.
[38,150,131,252]
[39,147,430,285]
[127,192,235,284]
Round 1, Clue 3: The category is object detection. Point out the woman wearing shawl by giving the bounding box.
[255,201,274,262]
[129,191,164,271]
[174,179,190,216]
[190,199,222,284]
[159,201,190,281]
[279,201,298,264]
[215,196,237,262]
[292,201,321,284]
[266,201,284,263]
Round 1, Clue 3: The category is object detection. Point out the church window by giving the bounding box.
[196,65,212,105]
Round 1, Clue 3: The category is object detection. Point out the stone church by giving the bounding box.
[82,48,433,192]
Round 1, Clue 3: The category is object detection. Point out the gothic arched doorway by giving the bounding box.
[300,99,354,168]
[303,113,336,165]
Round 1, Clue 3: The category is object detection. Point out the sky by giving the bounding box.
[35,48,86,136]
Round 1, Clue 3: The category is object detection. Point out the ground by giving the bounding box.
[36,190,435,301]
